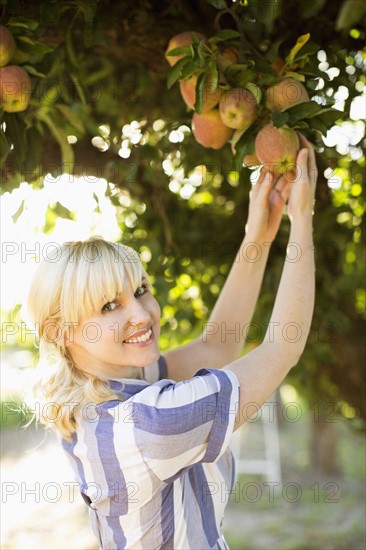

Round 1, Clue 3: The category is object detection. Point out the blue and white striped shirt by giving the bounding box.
[61,356,240,549]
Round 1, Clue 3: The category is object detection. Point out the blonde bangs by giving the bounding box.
[25,236,149,440]
[61,239,145,325]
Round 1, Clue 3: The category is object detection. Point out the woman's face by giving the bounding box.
[65,275,161,379]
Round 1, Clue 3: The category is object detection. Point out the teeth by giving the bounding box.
[125,328,152,343]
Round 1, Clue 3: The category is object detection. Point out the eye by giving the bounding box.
[101,301,119,313]
[134,282,150,297]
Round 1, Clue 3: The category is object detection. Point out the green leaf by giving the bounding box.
[65,24,78,67]
[284,71,306,82]
[7,17,39,31]
[208,65,219,92]
[54,202,75,220]
[167,57,192,88]
[196,39,209,62]
[296,56,310,70]
[272,111,290,127]
[225,64,257,87]
[290,121,309,129]
[69,73,87,104]
[40,85,59,105]
[38,112,74,167]
[254,57,277,74]
[12,200,25,223]
[234,134,256,167]
[316,108,342,128]
[56,105,85,134]
[194,72,206,114]
[17,36,54,56]
[308,117,328,136]
[166,46,193,59]
[23,65,46,78]
[230,128,247,154]
[285,100,324,122]
[258,73,280,85]
[43,207,57,234]
[1,173,23,195]
[266,39,283,64]
[206,0,227,8]
[293,41,320,62]
[302,0,327,18]
[245,83,262,104]
[285,33,311,67]
[180,60,200,80]
[233,118,263,166]
[336,0,366,30]
[215,30,241,41]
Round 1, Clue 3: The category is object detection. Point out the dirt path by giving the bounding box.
[1,425,97,550]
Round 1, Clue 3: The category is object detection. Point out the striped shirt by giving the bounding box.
[61,355,240,549]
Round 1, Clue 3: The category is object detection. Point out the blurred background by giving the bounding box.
[1,0,365,548]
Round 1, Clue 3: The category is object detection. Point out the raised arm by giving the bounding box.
[224,135,317,430]
[163,165,293,381]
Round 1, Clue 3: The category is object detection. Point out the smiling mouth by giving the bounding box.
[124,327,153,344]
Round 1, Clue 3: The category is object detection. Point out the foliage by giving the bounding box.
[0,0,365,422]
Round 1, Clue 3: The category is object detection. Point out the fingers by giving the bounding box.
[296,147,310,181]
[297,132,317,182]
[251,166,272,196]
[256,165,270,185]
[274,175,293,203]
[258,170,274,199]
[274,176,287,193]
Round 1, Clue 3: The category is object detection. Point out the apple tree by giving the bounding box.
[1,0,365,473]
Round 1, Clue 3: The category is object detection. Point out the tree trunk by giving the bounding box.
[309,400,342,476]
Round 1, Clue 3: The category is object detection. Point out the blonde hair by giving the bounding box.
[26,236,149,440]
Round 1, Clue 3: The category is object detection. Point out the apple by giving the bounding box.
[192,109,233,149]
[165,31,205,67]
[219,87,257,130]
[255,123,300,176]
[0,26,16,67]
[243,152,260,168]
[0,65,32,112]
[266,78,309,112]
[217,47,239,72]
[179,71,221,113]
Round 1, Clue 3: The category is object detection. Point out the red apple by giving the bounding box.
[0,26,16,67]
[0,65,32,112]
[180,71,221,113]
[165,31,205,67]
[192,109,233,150]
[219,87,257,130]
[255,123,300,176]
[266,78,309,112]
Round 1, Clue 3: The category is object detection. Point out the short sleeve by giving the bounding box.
[130,368,240,483]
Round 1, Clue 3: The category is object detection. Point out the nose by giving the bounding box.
[124,298,152,335]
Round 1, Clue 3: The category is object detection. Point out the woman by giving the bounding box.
[26,134,317,549]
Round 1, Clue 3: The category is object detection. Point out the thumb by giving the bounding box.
[297,147,309,179]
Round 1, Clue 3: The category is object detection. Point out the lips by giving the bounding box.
[124,327,153,344]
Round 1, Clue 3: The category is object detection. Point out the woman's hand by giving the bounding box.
[245,165,293,244]
[287,133,318,223]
